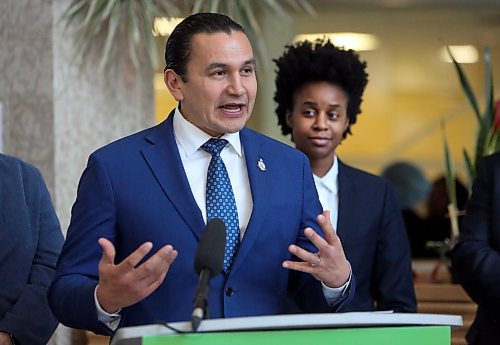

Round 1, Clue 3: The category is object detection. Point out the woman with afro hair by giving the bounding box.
[274,39,416,312]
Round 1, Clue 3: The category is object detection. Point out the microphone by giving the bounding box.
[192,218,226,331]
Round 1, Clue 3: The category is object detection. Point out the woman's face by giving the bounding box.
[286,81,349,164]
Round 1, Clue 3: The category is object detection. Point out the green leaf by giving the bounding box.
[446,45,481,122]
[484,47,495,125]
[463,150,474,195]
[63,0,88,27]
[441,121,457,208]
[126,0,140,68]
[295,0,317,16]
[262,0,289,17]
[474,111,491,170]
[210,0,221,13]
[82,0,99,29]
[99,3,121,71]
[192,0,204,13]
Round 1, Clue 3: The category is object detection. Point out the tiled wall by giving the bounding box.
[0,0,154,233]
[0,0,55,191]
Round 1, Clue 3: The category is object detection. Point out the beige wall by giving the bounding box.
[150,5,500,183]
[245,5,500,183]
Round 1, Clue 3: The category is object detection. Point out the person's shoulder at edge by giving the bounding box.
[0,152,44,181]
[483,151,500,166]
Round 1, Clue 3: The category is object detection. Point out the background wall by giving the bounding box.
[152,3,500,183]
[250,2,500,182]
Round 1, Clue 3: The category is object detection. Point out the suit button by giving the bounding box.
[225,287,234,296]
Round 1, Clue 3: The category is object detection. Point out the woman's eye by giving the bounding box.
[328,113,339,120]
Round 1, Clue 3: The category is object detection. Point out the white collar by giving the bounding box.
[313,155,339,195]
[173,107,242,158]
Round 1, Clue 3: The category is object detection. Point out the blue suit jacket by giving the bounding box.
[49,114,354,335]
[452,152,500,345]
[0,154,63,345]
[336,160,416,312]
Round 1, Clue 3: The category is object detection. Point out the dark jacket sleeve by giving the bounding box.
[452,153,500,313]
[0,156,64,345]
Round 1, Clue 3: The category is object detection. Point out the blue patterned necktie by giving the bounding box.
[201,138,240,272]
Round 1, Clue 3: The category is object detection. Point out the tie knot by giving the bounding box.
[201,138,228,156]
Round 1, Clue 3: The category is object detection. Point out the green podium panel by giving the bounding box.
[143,326,450,345]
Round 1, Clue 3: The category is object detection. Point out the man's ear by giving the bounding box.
[285,110,293,128]
[164,69,184,102]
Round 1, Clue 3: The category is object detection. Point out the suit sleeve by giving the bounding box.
[289,155,355,313]
[373,181,417,312]
[0,164,63,345]
[48,155,116,335]
[452,155,500,312]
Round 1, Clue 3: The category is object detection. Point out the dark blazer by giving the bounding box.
[49,114,354,335]
[452,152,500,345]
[336,160,416,312]
[0,154,63,345]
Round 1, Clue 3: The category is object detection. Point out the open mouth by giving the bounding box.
[219,103,245,115]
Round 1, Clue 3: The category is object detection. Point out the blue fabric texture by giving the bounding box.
[202,138,240,272]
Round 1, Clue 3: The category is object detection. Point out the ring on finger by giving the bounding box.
[310,252,321,267]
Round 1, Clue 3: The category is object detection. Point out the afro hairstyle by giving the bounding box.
[273,39,368,138]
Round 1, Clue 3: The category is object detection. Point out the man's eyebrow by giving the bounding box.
[205,62,228,72]
[244,59,257,67]
[205,59,257,72]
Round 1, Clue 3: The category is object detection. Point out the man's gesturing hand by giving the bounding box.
[282,210,350,288]
[96,238,178,314]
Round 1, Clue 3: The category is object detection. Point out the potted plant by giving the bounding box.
[62,0,316,71]
[438,47,500,282]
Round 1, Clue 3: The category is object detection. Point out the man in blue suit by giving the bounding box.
[49,13,354,335]
[274,39,416,312]
[0,154,63,344]
[452,152,500,345]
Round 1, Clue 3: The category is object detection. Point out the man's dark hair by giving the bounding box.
[273,39,369,138]
[165,12,246,81]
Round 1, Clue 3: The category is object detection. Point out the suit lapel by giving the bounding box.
[336,160,357,238]
[141,113,205,241]
[230,129,270,273]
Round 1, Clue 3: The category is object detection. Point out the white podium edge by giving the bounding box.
[110,312,463,345]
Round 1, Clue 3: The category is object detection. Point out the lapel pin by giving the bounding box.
[257,158,266,171]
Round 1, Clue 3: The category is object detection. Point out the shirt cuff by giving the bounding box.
[321,261,352,306]
[94,286,122,331]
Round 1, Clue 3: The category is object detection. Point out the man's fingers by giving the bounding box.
[119,242,154,270]
[282,260,316,275]
[98,238,116,265]
[288,244,320,265]
[135,244,178,283]
[317,212,338,245]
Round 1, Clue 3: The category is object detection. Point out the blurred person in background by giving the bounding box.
[381,161,432,257]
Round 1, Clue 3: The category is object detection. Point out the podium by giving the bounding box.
[110,313,462,345]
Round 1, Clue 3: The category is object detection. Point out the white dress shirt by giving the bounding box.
[173,108,253,237]
[313,155,339,230]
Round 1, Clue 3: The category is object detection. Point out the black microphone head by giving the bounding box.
[194,218,226,277]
